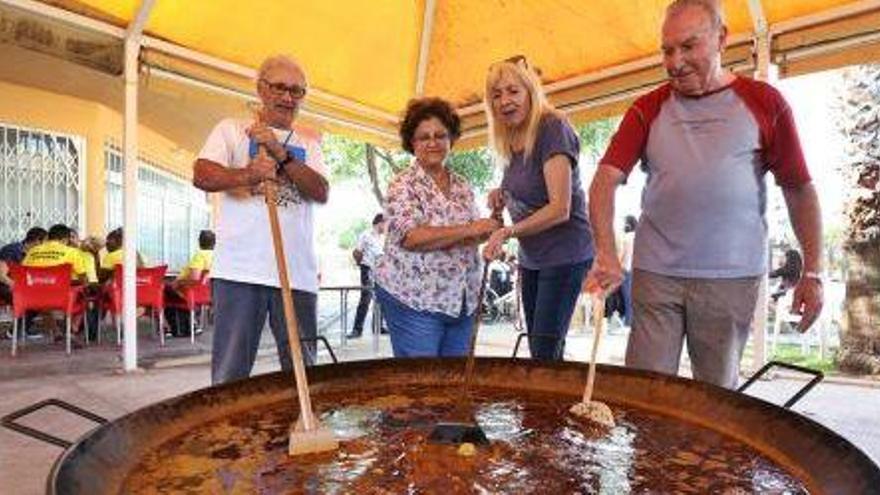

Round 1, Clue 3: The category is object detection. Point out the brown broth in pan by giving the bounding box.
[123,386,808,494]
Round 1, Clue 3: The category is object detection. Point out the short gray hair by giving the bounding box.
[257,54,306,83]
[666,0,725,29]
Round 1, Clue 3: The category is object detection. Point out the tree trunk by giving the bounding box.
[839,239,880,374]
[364,143,384,206]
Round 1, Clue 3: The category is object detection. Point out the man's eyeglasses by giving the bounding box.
[414,132,449,144]
[260,79,307,99]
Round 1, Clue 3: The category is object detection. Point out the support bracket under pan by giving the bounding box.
[738,360,824,408]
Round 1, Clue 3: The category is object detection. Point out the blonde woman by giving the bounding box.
[482,56,594,361]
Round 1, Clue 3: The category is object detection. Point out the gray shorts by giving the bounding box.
[211,278,318,385]
[625,269,761,389]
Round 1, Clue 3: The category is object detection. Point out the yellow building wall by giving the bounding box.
[0,80,196,238]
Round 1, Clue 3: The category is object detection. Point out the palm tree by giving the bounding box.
[837,64,880,374]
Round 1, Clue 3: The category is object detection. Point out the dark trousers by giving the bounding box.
[622,270,633,326]
[211,279,318,385]
[520,259,591,361]
[351,265,372,334]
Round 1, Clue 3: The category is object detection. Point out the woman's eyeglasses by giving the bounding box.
[414,132,450,145]
[260,79,307,99]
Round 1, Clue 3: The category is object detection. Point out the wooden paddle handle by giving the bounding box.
[582,292,606,404]
[261,146,317,432]
[462,262,491,398]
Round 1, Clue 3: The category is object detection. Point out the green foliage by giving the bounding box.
[322,117,618,197]
[575,117,619,162]
[447,147,496,192]
[771,343,837,373]
[322,133,366,182]
[322,131,496,193]
[338,218,369,250]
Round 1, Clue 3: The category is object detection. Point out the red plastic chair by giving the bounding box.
[105,265,168,346]
[8,263,86,356]
[166,270,212,344]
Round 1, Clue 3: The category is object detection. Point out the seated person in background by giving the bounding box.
[68,228,98,285]
[22,224,89,342]
[164,230,215,338]
[0,227,47,305]
[71,232,103,340]
[22,224,88,284]
[174,230,215,288]
[79,236,105,279]
[99,227,145,283]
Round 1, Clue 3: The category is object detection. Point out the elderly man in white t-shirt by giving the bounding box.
[194,54,329,385]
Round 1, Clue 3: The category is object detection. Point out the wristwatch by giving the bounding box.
[276,152,293,174]
[802,271,823,283]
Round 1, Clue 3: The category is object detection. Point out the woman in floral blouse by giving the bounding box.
[374,97,501,357]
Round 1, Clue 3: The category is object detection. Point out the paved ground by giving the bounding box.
[1,317,878,494]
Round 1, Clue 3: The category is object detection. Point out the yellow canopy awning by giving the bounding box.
[7,0,880,148]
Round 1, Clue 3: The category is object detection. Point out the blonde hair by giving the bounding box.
[484,58,554,166]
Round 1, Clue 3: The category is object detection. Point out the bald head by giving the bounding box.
[258,55,306,83]
[665,0,724,30]
[661,0,730,96]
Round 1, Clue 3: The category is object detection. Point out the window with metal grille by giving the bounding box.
[104,146,211,271]
[0,123,83,246]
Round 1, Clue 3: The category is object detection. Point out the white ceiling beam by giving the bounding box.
[143,37,399,124]
[0,0,125,37]
[146,67,398,142]
[770,0,880,36]
[458,32,754,117]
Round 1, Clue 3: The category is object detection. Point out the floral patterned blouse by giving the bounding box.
[374,161,482,317]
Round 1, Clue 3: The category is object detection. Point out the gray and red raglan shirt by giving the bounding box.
[600,77,811,279]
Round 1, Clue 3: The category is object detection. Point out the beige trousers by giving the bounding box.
[625,269,761,389]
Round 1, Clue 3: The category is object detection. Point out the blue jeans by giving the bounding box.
[520,259,591,361]
[211,279,318,385]
[375,286,473,358]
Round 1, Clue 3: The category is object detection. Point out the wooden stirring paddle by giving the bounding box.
[569,291,615,428]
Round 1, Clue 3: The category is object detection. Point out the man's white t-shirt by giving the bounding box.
[198,118,325,293]
[355,229,384,269]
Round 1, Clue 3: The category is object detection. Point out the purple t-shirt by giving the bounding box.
[501,112,594,269]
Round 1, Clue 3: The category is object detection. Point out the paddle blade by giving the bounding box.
[427,422,490,445]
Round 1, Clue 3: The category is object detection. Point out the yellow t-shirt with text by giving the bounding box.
[22,241,87,281]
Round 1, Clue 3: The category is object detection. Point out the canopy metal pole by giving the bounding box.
[121,0,156,372]
[414,0,436,96]
[747,0,774,373]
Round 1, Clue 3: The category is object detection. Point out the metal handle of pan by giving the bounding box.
[300,335,339,364]
[1,398,108,448]
[511,332,562,359]
[737,360,824,409]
